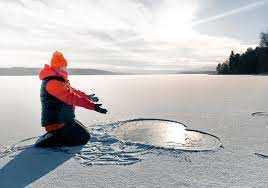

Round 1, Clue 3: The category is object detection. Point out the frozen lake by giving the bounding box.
[0,74,267,187]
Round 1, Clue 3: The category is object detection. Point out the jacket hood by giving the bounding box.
[39,64,68,81]
[50,51,68,68]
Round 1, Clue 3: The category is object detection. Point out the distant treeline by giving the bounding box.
[217,32,268,74]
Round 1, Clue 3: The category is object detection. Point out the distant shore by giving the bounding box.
[0,67,217,76]
[0,67,121,76]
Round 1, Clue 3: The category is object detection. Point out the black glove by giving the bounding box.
[87,94,99,102]
[94,104,107,114]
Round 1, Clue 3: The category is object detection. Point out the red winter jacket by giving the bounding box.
[39,64,95,110]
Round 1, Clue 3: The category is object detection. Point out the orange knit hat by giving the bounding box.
[50,51,68,69]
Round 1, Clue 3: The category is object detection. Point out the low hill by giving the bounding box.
[0,67,120,76]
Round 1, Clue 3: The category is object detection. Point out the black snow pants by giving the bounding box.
[35,119,90,147]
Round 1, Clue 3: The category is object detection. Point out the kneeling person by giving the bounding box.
[36,51,107,147]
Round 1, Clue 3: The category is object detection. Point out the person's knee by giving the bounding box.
[77,130,90,145]
[80,135,90,145]
[66,124,90,146]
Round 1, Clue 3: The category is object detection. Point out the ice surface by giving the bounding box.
[0,75,268,187]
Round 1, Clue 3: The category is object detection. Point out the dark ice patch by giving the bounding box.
[251,112,268,117]
[255,153,268,158]
[111,119,223,152]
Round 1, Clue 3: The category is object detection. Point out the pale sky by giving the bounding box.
[0,0,267,73]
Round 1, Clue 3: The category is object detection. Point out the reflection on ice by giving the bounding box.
[113,120,187,147]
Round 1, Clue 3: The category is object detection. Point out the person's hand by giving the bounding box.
[94,104,107,114]
[87,94,99,102]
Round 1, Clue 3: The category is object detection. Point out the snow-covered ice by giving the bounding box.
[0,74,268,187]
